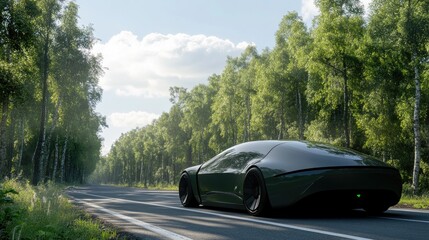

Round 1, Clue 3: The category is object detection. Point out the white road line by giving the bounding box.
[390,208,429,214]
[69,196,192,240]
[71,191,373,240]
[379,217,429,224]
[381,208,429,223]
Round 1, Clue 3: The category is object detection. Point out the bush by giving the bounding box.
[0,185,19,239]
[0,179,120,240]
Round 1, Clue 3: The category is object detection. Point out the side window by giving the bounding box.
[227,151,264,172]
[200,148,234,173]
[200,149,264,173]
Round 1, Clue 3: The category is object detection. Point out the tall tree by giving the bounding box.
[237,46,258,142]
[0,0,103,184]
[251,49,278,139]
[169,86,192,167]
[396,0,429,193]
[181,84,215,163]
[31,0,61,185]
[274,12,310,140]
[0,0,38,178]
[357,0,407,162]
[365,0,429,193]
[51,1,103,182]
[212,47,258,148]
[307,0,365,147]
[212,57,241,148]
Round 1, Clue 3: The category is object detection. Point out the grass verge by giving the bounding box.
[395,183,429,209]
[134,183,178,191]
[102,182,178,191]
[397,194,429,209]
[0,179,125,240]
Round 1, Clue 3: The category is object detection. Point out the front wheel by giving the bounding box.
[243,168,269,216]
[178,172,198,207]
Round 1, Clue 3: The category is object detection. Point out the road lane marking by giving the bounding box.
[378,217,429,224]
[70,191,373,240]
[390,208,429,214]
[69,196,192,240]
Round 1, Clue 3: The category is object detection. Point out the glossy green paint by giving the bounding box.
[258,141,392,178]
[263,167,402,208]
[195,141,279,207]
[182,140,402,211]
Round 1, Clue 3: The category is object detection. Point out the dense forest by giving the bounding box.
[1,0,428,194]
[0,0,104,185]
[90,0,429,194]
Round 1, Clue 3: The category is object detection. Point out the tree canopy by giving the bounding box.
[0,0,104,184]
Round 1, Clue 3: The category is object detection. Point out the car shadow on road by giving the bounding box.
[267,207,372,219]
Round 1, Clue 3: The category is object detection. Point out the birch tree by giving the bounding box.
[396,0,429,193]
[32,0,61,185]
[307,0,365,147]
[0,0,37,178]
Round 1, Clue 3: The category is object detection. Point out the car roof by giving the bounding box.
[233,140,285,155]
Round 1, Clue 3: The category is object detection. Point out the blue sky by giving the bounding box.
[72,0,325,154]
[76,0,304,47]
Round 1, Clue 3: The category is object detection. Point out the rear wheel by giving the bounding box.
[179,172,198,207]
[243,168,269,216]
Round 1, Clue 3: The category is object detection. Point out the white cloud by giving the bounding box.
[300,0,372,25]
[301,0,319,25]
[94,31,251,97]
[109,111,160,128]
[361,0,372,16]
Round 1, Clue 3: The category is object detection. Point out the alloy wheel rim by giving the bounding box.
[244,173,261,212]
[179,176,189,204]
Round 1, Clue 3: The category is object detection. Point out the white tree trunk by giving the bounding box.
[52,134,59,182]
[42,98,61,181]
[17,118,25,176]
[0,98,9,178]
[412,60,421,194]
[298,90,304,140]
[60,134,68,183]
[140,160,144,184]
[38,106,47,182]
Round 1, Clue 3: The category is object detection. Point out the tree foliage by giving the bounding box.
[0,0,104,184]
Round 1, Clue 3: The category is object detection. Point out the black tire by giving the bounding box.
[179,172,198,207]
[243,168,269,216]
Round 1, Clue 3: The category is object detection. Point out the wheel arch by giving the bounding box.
[242,166,271,216]
[182,165,202,204]
[245,164,275,208]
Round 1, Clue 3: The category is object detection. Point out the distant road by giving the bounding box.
[67,185,429,240]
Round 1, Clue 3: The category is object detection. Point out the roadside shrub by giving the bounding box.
[0,179,120,240]
[0,184,19,239]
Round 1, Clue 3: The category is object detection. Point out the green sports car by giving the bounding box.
[178,140,402,216]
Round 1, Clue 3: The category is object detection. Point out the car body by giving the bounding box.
[178,140,402,216]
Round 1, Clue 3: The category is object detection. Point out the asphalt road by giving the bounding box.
[67,185,429,240]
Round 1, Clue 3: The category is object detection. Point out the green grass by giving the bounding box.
[102,182,178,191]
[398,194,429,209]
[0,179,123,240]
[135,183,178,191]
[395,183,429,209]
